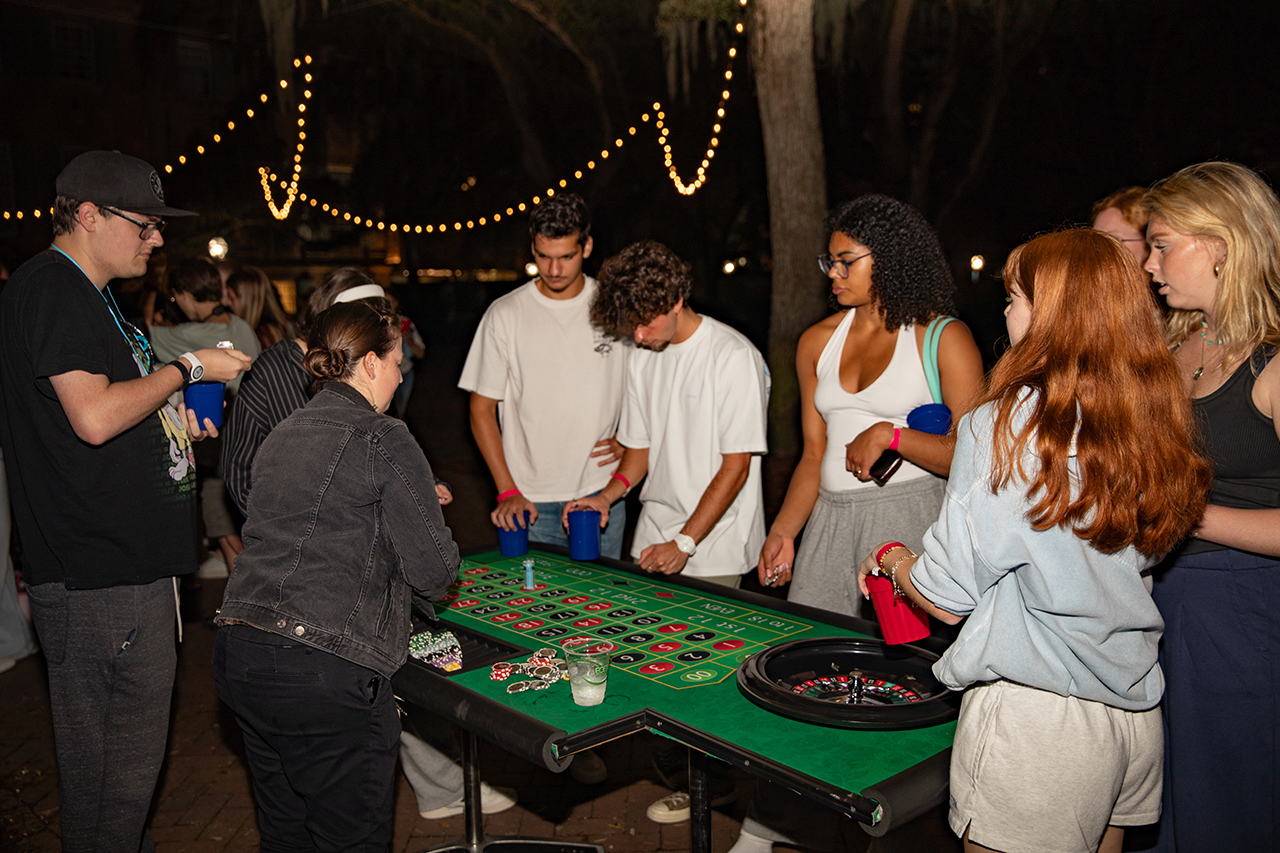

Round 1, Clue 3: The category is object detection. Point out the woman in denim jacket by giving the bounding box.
[214,301,460,851]
[858,230,1211,853]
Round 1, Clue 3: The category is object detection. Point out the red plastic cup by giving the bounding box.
[865,575,930,645]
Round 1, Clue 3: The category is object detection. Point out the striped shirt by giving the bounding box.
[220,339,309,514]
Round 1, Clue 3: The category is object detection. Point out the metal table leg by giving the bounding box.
[417,731,604,853]
[688,748,711,853]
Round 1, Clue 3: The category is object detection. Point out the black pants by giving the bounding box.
[213,625,400,852]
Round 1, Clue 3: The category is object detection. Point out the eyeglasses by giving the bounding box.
[99,205,165,240]
[817,251,871,279]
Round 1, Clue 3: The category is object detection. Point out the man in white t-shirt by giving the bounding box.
[459,194,629,558]
[565,239,769,823]
[566,240,769,585]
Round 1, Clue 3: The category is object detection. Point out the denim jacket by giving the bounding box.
[217,382,460,677]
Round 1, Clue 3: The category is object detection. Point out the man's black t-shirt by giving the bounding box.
[0,250,198,588]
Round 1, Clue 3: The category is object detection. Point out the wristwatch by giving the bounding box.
[673,533,698,557]
[179,351,204,383]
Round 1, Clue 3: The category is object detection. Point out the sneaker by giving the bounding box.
[727,828,775,853]
[644,788,737,824]
[568,748,608,785]
[419,782,517,819]
[197,553,228,579]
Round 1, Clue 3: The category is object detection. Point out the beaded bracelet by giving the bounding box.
[875,542,908,571]
[496,488,521,502]
[885,548,918,601]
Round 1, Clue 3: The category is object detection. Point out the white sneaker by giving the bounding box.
[197,553,228,579]
[727,828,775,853]
[568,748,608,784]
[645,788,738,824]
[419,782,517,819]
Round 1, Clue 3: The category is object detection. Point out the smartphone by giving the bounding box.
[869,450,903,486]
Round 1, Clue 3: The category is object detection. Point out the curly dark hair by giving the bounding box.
[529,193,590,245]
[591,241,693,339]
[825,194,956,330]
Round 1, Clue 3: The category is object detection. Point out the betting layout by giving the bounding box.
[438,551,815,689]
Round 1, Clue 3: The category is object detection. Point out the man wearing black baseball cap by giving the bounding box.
[0,151,251,851]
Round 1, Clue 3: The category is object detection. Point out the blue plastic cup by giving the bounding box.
[907,402,951,436]
[183,381,226,429]
[567,509,602,561]
[497,511,530,557]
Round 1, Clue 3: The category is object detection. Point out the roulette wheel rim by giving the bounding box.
[737,636,960,730]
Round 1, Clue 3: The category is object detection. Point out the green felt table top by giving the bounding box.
[437,550,956,796]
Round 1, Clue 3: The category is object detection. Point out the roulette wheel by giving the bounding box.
[737,636,960,730]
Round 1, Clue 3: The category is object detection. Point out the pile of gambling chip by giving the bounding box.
[490,648,571,694]
[408,629,463,672]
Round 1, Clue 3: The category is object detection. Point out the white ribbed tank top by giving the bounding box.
[813,309,936,490]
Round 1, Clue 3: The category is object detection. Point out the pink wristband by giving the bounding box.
[611,473,632,492]
[875,542,907,569]
[888,427,901,451]
[496,489,521,502]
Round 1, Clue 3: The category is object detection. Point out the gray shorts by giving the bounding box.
[950,680,1163,853]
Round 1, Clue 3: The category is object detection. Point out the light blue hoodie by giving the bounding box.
[910,396,1164,711]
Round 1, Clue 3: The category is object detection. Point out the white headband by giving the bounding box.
[332,283,386,304]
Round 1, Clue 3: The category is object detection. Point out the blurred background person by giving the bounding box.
[1092,186,1151,267]
[148,257,261,579]
[225,266,295,351]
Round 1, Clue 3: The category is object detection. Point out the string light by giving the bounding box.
[258,55,314,220]
[1,0,747,227]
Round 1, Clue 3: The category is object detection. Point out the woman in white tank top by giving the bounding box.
[755,195,985,619]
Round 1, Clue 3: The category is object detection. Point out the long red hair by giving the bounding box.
[970,229,1211,556]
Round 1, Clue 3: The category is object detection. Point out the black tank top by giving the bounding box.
[1178,348,1280,555]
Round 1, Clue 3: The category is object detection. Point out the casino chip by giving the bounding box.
[408,629,463,672]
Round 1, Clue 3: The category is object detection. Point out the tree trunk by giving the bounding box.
[752,0,828,456]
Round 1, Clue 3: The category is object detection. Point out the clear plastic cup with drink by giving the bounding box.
[560,637,616,706]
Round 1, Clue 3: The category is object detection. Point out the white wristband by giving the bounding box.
[179,351,205,382]
[673,533,697,556]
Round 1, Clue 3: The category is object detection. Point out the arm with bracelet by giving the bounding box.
[468,392,538,531]
[561,447,648,530]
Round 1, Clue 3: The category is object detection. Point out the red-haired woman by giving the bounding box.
[857,229,1211,853]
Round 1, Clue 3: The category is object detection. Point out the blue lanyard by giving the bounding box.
[50,245,156,373]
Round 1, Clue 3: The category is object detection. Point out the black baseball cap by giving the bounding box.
[55,150,196,217]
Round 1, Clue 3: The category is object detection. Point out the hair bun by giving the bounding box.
[303,346,351,380]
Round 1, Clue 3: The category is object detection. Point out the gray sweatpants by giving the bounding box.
[27,577,177,853]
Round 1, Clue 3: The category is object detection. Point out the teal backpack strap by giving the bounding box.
[923,316,956,405]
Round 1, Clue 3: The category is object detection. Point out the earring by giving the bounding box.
[1213,262,1221,277]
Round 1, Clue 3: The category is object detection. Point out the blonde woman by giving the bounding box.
[1140,161,1280,852]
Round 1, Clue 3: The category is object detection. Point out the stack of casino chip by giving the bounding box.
[408,629,463,672]
[490,648,571,694]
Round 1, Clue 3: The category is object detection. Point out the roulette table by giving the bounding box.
[393,547,958,852]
